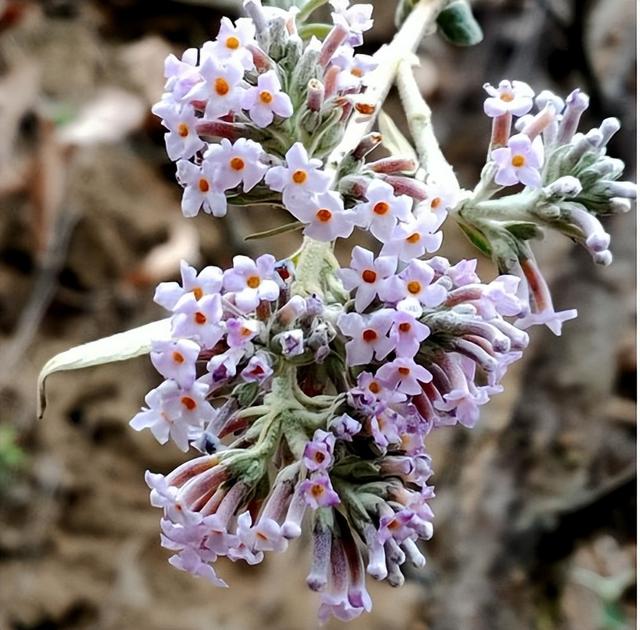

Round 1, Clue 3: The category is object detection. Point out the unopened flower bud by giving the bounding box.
[352,132,383,160]
[368,157,418,174]
[380,175,429,201]
[306,79,325,112]
[557,88,590,144]
[546,175,582,198]
[319,24,349,67]
[598,117,621,147]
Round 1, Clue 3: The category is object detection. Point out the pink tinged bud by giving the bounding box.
[352,132,383,160]
[276,295,307,325]
[243,0,267,34]
[306,79,325,112]
[319,24,349,67]
[165,454,221,487]
[490,112,512,149]
[338,175,368,198]
[380,175,429,201]
[557,88,590,144]
[247,44,272,73]
[323,64,341,98]
[522,103,557,140]
[196,120,245,141]
[342,528,372,612]
[306,519,332,591]
[368,157,418,174]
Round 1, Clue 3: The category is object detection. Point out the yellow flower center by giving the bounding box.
[246,275,261,289]
[177,123,189,138]
[226,36,240,50]
[511,154,526,168]
[406,232,421,244]
[407,280,422,295]
[259,90,273,104]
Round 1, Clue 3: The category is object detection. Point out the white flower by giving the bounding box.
[205,138,268,192]
[240,70,293,128]
[176,159,227,218]
[152,102,205,161]
[265,143,331,206]
[202,16,256,71]
[286,191,357,241]
[353,179,412,242]
[187,57,245,120]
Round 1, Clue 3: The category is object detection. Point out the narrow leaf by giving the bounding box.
[37,318,171,419]
[377,109,419,164]
[244,221,304,241]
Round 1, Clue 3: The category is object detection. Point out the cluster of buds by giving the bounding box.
[455,79,636,334]
[118,0,636,623]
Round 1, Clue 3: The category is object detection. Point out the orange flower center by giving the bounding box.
[180,396,197,411]
[292,169,307,184]
[314,452,326,463]
[198,178,210,193]
[246,275,261,289]
[500,92,514,102]
[368,381,381,394]
[311,484,324,498]
[373,201,390,215]
[407,280,422,295]
[172,351,185,364]
[177,123,189,138]
[398,367,411,376]
[315,208,332,223]
[230,157,245,171]
[192,287,203,300]
[406,232,421,244]
[398,322,412,333]
[511,154,525,168]
[351,67,364,77]
[259,90,273,104]
[226,36,240,50]
[194,312,207,325]
[361,269,377,283]
[215,77,230,96]
[431,197,442,209]
[362,329,378,343]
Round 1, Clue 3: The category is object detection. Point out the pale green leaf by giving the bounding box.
[37,318,171,419]
[377,109,419,164]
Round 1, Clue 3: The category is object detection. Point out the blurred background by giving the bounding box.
[0,0,635,628]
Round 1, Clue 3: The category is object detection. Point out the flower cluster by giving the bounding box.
[117,0,637,624]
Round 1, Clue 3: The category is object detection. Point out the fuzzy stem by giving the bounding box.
[324,0,449,177]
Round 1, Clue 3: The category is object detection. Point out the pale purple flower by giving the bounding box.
[384,260,448,316]
[380,214,443,261]
[389,310,430,358]
[154,260,223,312]
[172,293,224,348]
[300,474,341,509]
[187,57,245,119]
[176,159,227,218]
[483,80,535,118]
[337,246,397,312]
[150,338,200,388]
[161,49,201,101]
[331,46,378,91]
[202,16,255,70]
[286,191,357,241]
[206,347,244,384]
[376,357,432,395]
[516,307,578,336]
[351,371,407,408]
[492,133,544,188]
[153,103,205,161]
[423,180,459,222]
[338,310,395,366]
[240,352,273,384]
[265,143,331,205]
[276,329,305,357]
[168,546,228,587]
[225,317,261,348]
[130,379,214,451]
[303,430,336,472]
[484,275,524,316]
[329,414,362,441]
[222,254,280,312]
[369,407,403,448]
[204,138,268,192]
[330,0,374,46]
[353,179,412,242]
[241,70,293,127]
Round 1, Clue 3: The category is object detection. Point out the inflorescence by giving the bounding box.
[124,0,636,622]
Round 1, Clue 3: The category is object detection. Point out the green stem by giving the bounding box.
[296,0,329,23]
